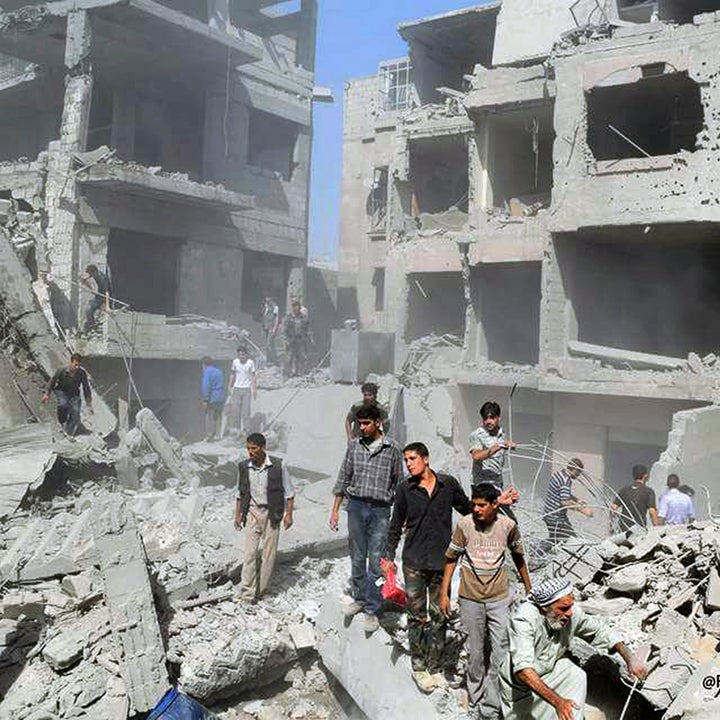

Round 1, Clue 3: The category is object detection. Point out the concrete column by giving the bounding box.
[46,10,93,309]
[111,87,136,161]
[296,0,318,71]
[539,236,574,369]
[287,259,305,309]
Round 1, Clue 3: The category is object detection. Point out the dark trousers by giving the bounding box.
[56,391,81,436]
[347,497,390,616]
[544,516,576,546]
[286,339,307,377]
[84,295,103,332]
[204,402,223,439]
[404,566,446,672]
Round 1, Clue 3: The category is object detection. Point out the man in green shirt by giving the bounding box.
[500,577,647,720]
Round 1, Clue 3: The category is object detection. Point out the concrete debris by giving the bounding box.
[0,423,56,519]
[555,522,720,711]
[136,407,201,489]
[91,497,169,714]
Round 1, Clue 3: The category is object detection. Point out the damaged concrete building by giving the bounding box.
[0,0,318,433]
[339,0,720,492]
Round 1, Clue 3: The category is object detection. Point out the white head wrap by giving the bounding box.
[528,578,573,607]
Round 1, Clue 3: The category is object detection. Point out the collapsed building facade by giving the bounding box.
[0,0,318,434]
[339,0,720,494]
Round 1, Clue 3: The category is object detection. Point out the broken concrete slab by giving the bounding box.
[706,567,720,611]
[547,538,603,588]
[317,593,443,719]
[91,497,169,714]
[606,563,648,594]
[0,423,56,520]
[581,596,634,616]
[136,407,200,488]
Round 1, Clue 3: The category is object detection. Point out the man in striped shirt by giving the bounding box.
[542,458,593,546]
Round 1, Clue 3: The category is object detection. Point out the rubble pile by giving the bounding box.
[553,524,720,716]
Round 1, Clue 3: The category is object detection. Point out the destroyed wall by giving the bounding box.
[0,0,316,356]
[650,404,720,515]
[551,19,720,233]
[338,74,403,329]
[491,0,615,66]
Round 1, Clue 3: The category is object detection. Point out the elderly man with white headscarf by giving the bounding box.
[499,578,647,720]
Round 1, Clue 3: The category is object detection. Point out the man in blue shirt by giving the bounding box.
[658,473,695,525]
[201,357,225,441]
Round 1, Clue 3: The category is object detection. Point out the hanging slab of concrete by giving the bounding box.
[317,593,442,719]
[91,497,169,715]
[0,229,66,376]
[0,423,56,520]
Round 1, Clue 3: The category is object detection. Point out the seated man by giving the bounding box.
[500,578,647,720]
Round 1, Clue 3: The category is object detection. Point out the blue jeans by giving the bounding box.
[347,497,391,616]
[56,391,81,435]
[84,295,103,332]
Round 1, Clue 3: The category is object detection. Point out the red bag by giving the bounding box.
[381,560,407,608]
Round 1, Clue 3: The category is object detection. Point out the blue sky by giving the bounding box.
[308,1,491,264]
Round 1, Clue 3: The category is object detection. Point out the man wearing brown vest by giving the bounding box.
[235,433,294,602]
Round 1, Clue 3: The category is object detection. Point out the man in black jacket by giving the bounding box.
[383,442,472,693]
[235,433,294,602]
[41,353,92,436]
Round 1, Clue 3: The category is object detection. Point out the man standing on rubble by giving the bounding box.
[228,346,256,437]
[612,464,660,532]
[235,432,294,602]
[201,357,225,441]
[469,401,519,518]
[658,473,695,525]
[440,483,531,720]
[345,382,390,441]
[283,298,310,378]
[543,458,594,546]
[42,352,92,436]
[383,442,471,693]
[80,264,111,334]
[499,577,647,720]
[330,404,404,633]
[261,296,280,364]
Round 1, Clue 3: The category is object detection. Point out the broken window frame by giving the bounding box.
[378,58,415,112]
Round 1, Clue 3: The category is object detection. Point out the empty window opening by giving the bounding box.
[107,229,181,315]
[618,0,720,24]
[99,81,204,180]
[367,166,388,232]
[559,225,720,358]
[0,70,63,162]
[379,58,416,112]
[399,5,499,104]
[409,136,469,215]
[372,268,385,312]
[406,272,465,342]
[487,104,554,211]
[586,72,703,160]
[88,84,113,149]
[471,262,542,365]
[247,109,298,181]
